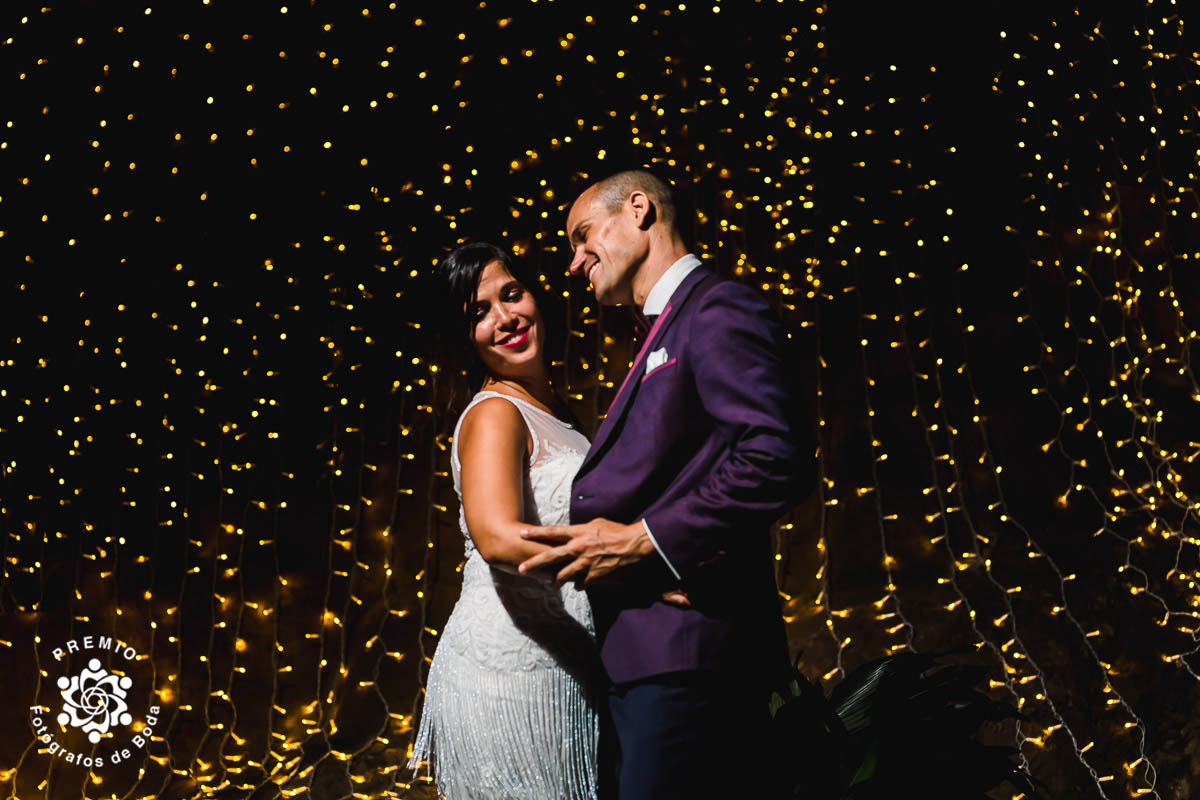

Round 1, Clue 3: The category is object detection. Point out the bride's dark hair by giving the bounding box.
[436,242,556,395]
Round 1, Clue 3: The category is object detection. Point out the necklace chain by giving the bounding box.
[484,378,566,420]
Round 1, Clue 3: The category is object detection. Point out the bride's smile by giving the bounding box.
[496,325,531,348]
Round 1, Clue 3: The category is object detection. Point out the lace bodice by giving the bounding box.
[451,390,590,557]
[440,390,595,674]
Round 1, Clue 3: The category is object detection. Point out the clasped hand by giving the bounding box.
[518,518,690,608]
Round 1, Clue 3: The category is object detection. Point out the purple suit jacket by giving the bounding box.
[572,266,809,685]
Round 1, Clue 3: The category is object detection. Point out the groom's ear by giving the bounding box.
[629,190,657,230]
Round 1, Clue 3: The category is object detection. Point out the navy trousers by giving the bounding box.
[603,670,776,800]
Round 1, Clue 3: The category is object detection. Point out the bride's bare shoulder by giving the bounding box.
[458,395,530,456]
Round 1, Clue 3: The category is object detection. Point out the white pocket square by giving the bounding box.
[645,347,669,373]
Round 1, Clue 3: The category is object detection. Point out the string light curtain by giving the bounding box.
[0,1,1196,798]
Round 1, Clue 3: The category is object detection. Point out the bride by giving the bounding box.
[408,242,603,799]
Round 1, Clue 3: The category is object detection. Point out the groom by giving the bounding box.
[519,170,809,799]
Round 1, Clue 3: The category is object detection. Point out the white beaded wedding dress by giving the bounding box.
[409,391,601,800]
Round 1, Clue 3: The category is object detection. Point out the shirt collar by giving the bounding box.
[641,253,702,316]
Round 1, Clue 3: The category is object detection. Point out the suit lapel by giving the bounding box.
[577,267,711,479]
[608,301,673,415]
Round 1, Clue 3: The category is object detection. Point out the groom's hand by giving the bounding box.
[517,518,655,586]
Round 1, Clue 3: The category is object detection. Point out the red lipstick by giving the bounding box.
[498,327,530,348]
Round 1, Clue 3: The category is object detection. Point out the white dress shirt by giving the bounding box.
[641,253,703,316]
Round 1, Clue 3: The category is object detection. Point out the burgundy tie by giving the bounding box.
[632,309,651,340]
[632,312,657,352]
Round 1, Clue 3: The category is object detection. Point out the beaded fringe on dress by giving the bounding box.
[409,655,600,800]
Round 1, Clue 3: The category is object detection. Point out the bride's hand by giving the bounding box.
[660,589,691,609]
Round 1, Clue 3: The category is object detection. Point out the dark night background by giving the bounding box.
[1,1,1198,798]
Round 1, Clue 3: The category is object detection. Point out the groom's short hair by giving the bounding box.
[593,170,677,231]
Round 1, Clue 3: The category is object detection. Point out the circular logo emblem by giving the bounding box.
[29,635,166,770]
[57,658,135,744]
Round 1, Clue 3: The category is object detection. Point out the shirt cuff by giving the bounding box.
[640,518,681,581]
